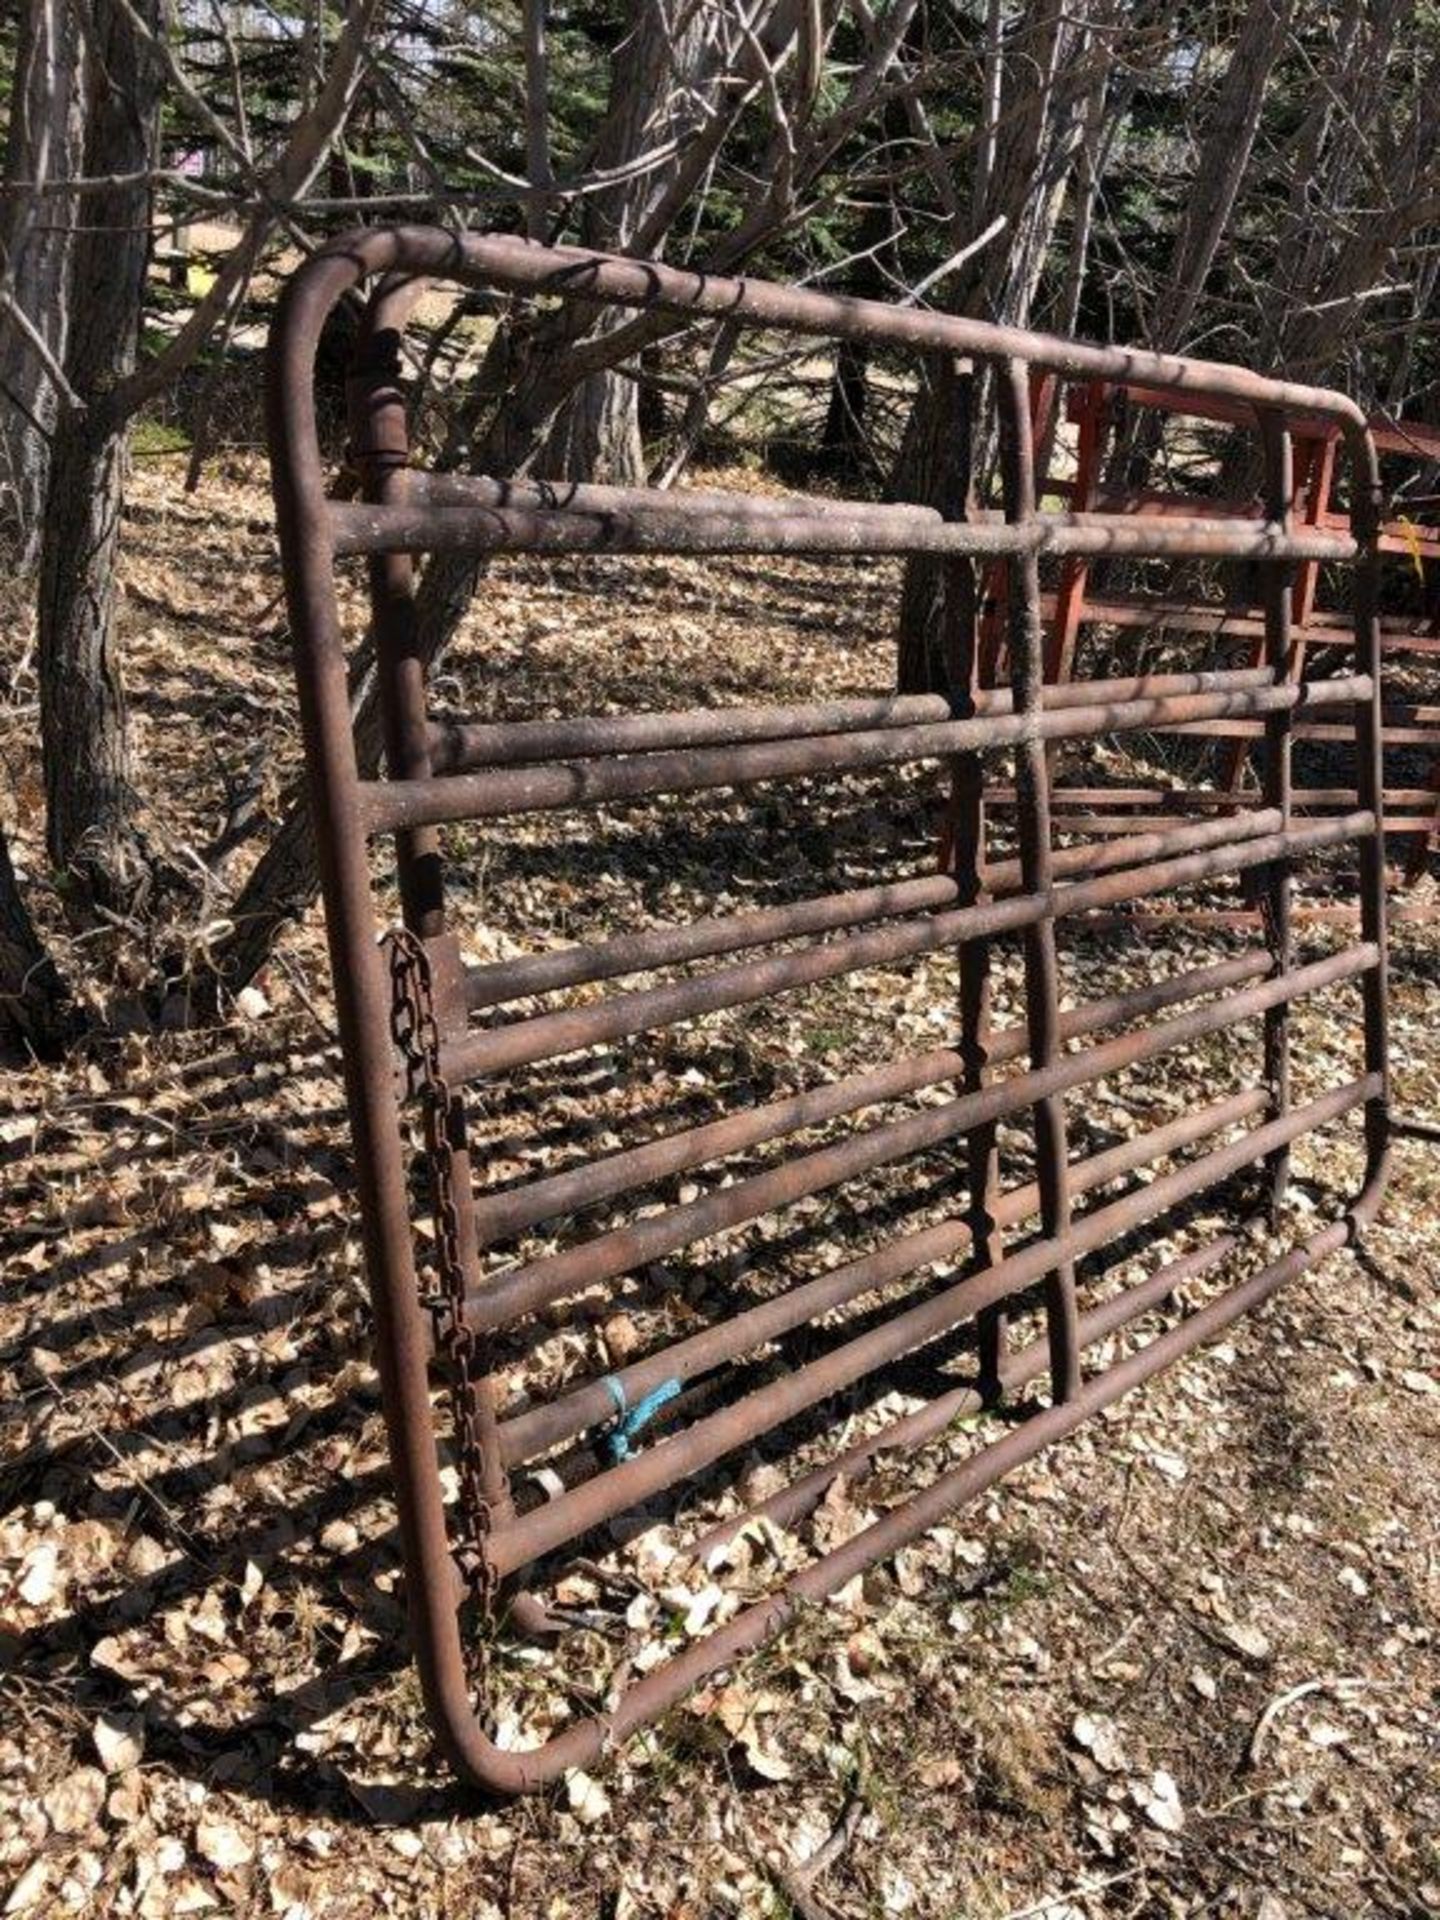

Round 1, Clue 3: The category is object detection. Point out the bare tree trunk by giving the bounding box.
[0,825,76,1056]
[1267,0,1405,339]
[541,0,733,484]
[202,655,383,1011]
[0,0,87,571]
[211,1,946,995]
[1050,55,1110,339]
[37,0,163,920]
[0,6,92,1045]
[40,408,150,917]
[895,376,962,695]
[895,0,1093,692]
[214,3,794,992]
[819,192,899,480]
[1265,54,1439,384]
[210,304,641,995]
[1105,2,1293,505]
[1208,22,1436,492]
[1148,0,1293,352]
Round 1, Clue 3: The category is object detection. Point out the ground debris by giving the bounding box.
[0,455,1436,1918]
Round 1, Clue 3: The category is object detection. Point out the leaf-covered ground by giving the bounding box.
[2,457,1438,1919]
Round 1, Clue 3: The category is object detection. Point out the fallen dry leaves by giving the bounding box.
[1,455,1437,1918]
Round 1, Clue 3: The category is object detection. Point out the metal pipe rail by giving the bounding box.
[266,226,1392,1795]
[328,496,1360,563]
[428,666,1276,775]
[439,810,1359,1085]
[500,1084,1273,1471]
[470,944,1375,1339]
[458,794,1274,1013]
[988,369,1440,898]
[365,678,1368,833]
[471,948,1276,1250]
[484,1074,1377,1577]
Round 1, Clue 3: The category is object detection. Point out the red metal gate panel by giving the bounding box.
[979,372,1440,911]
[267,228,1392,1793]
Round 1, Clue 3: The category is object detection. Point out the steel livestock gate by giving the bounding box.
[266,228,1392,1793]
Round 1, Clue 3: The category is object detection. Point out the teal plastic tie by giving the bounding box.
[600,1375,682,1462]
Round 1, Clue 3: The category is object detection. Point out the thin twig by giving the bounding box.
[757,1792,865,1920]
[997,1866,1144,1920]
[1247,1674,1376,1767]
[0,287,83,413]
[897,216,1008,307]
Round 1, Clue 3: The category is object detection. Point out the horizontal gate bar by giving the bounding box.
[1034,594,1431,642]
[1051,804,1436,838]
[1081,901,1437,930]
[429,667,1273,778]
[293,227,1378,440]
[1165,714,1437,746]
[498,1084,1271,1465]
[328,498,1359,565]
[471,951,1274,1247]
[463,798,1271,1013]
[484,1076,1377,1574]
[1052,813,1259,838]
[464,873,960,1011]
[467,943,1376,1331]
[404,473,1431,565]
[440,811,1362,1085]
[997,787,1438,811]
[983,806,1271,893]
[408,468,935,524]
[1059,818,1437,843]
[364,678,1369,833]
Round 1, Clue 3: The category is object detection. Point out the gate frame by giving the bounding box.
[267,227,1392,1794]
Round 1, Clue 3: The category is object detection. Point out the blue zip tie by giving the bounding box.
[600,1376,682,1462]
[602,1375,628,1417]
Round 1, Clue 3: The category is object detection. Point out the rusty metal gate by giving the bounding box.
[267,228,1392,1793]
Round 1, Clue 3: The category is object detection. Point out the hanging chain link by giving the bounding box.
[386,929,500,1621]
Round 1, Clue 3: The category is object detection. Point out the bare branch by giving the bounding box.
[522,0,553,241]
[898,217,1009,306]
[0,285,83,414]
[117,0,384,414]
